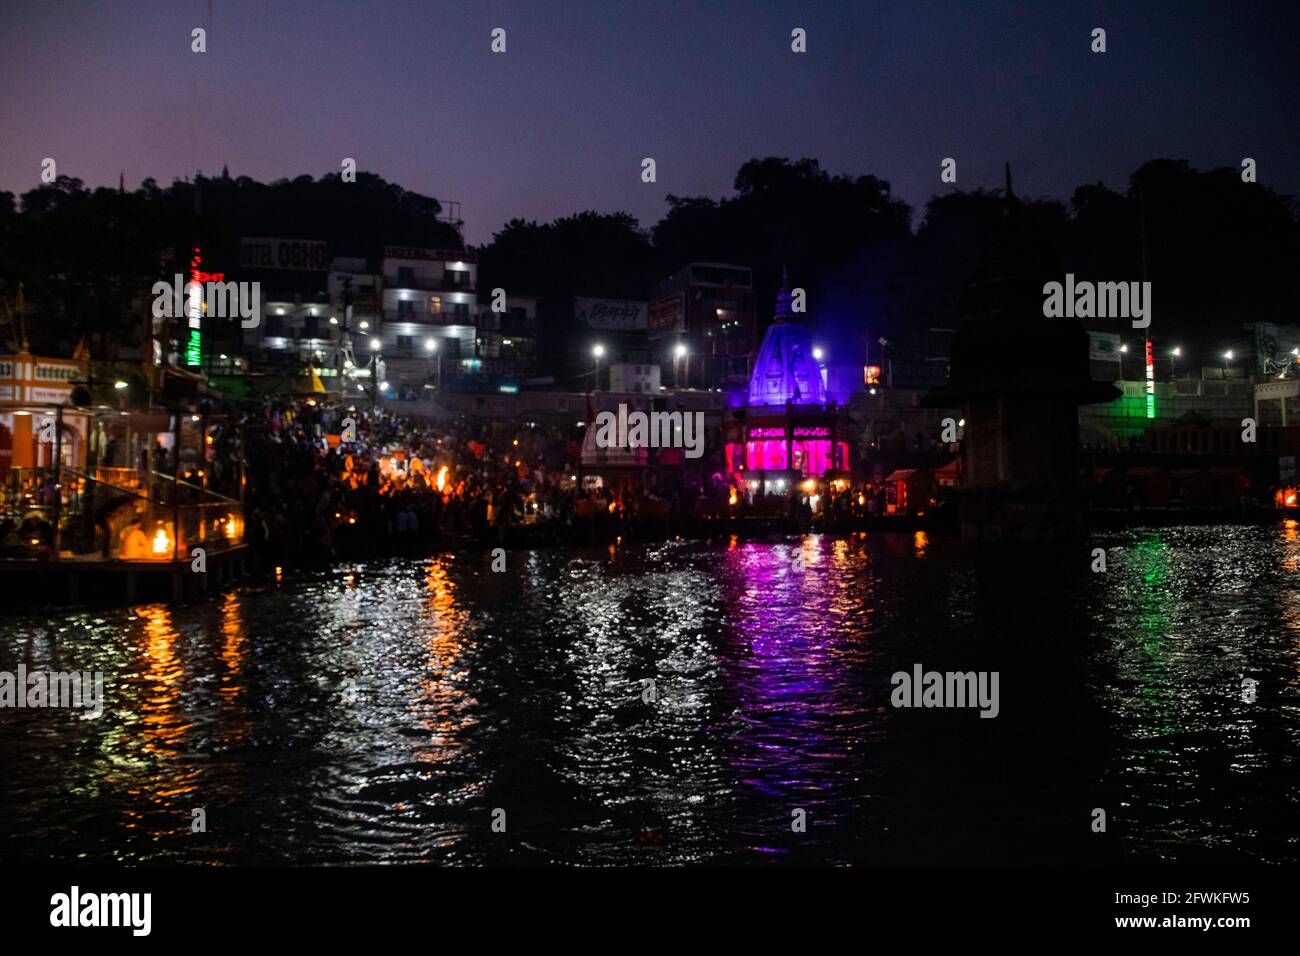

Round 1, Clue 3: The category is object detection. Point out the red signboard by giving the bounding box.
[648,293,685,338]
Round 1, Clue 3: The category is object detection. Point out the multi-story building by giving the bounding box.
[476,291,542,376]
[649,262,755,391]
[378,246,477,394]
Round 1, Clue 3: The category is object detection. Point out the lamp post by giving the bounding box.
[1169,346,1181,382]
[592,343,605,391]
[424,337,440,391]
[369,337,383,412]
[674,342,687,389]
[1119,342,1128,383]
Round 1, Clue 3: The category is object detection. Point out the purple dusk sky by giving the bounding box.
[1,0,1297,245]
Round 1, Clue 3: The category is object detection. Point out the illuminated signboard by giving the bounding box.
[864,365,881,385]
[1144,338,1155,418]
[747,426,831,440]
[186,247,203,367]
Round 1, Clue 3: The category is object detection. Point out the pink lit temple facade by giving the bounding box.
[724,274,851,496]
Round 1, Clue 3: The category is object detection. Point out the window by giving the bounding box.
[447,269,469,288]
[397,266,415,283]
[397,335,413,353]
[398,300,414,316]
[429,296,442,315]
[453,302,470,320]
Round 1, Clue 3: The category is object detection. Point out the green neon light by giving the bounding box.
[1146,393,1155,419]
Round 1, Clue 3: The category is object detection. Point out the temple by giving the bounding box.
[724,271,851,499]
[922,167,1120,541]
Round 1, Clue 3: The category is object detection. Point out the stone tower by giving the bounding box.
[923,168,1119,542]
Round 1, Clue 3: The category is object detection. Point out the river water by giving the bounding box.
[1,525,1296,865]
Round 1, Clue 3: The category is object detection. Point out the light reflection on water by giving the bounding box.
[0,526,1296,865]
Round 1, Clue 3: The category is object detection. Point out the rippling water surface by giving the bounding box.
[2,526,1297,865]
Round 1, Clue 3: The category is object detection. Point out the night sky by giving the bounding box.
[1,0,1297,244]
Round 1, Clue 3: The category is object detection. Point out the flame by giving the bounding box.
[729,489,738,506]
[436,466,448,492]
[151,527,171,554]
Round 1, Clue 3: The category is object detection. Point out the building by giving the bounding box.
[650,262,755,390]
[379,246,478,395]
[476,291,542,381]
[0,349,91,473]
[723,275,851,498]
[608,362,661,394]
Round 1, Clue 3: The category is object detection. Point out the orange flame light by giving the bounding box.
[152,526,171,555]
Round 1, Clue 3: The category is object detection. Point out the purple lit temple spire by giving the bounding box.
[746,269,826,407]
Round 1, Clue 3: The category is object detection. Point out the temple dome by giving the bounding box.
[747,271,827,407]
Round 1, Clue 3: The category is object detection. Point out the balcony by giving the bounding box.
[383,309,474,327]
[382,273,474,293]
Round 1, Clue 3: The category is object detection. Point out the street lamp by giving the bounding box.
[424,337,440,391]
[813,347,824,362]
[674,342,687,388]
[1119,342,1129,382]
[367,339,383,411]
[1169,346,1181,382]
[592,343,605,391]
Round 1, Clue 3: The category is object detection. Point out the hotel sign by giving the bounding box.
[240,237,330,271]
[383,246,477,263]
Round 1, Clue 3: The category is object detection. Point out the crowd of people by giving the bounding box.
[206,397,735,569]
